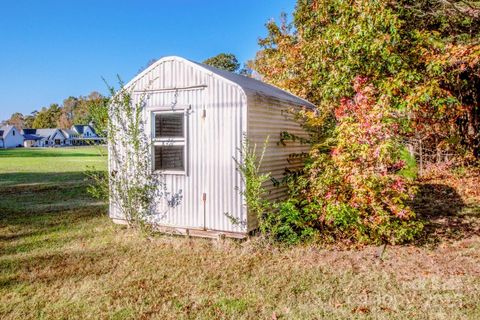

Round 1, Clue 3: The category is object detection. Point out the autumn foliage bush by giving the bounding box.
[250,77,423,245]
[249,0,478,244]
[298,77,423,244]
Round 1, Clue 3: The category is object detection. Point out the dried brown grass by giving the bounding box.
[1,209,479,319]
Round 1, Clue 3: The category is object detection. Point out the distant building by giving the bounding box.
[21,124,104,147]
[22,132,42,147]
[62,124,104,145]
[0,125,24,148]
[22,128,67,147]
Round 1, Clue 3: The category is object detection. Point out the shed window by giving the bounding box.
[152,111,186,173]
[154,145,184,171]
[155,113,184,138]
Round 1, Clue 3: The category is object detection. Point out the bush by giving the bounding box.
[85,167,109,201]
[238,97,423,245]
[235,138,318,245]
[262,200,319,245]
[296,77,424,244]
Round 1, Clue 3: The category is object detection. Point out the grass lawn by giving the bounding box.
[1,147,479,319]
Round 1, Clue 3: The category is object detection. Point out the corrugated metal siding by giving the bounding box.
[202,76,246,232]
[246,94,311,231]
[110,58,246,233]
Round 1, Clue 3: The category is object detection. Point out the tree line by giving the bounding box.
[3,92,109,131]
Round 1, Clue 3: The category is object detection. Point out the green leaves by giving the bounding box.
[203,53,240,73]
[106,79,168,233]
[398,147,418,180]
[234,137,271,233]
[288,79,423,244]
[32,104,62,129]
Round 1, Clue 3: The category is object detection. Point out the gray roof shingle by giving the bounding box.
[21,128,64,140]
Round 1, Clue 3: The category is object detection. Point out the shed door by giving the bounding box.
[201,91,244,233]
[144,89,206,230]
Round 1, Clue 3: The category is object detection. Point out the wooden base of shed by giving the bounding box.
[112,218,248,240]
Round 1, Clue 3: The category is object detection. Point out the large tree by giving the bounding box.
[395,0,480,157]
[87,93,109,136]
[72,92,106,125]
[57,96,78,129]
[203,53,240,72]
[250,0,479,243]
[396,0,480,40]
[254,0,479,158]
[24,111,37,128]
[32,104,62,128]
[6,112,25,129]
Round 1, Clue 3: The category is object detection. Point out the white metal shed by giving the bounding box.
[110,56,315,238]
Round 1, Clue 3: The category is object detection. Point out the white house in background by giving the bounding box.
[22,128,68,147]
[109,55,315,238]
[0,125,24,148]
[22,124,104,147]
[22,132,42,147]
[62,124,104,145]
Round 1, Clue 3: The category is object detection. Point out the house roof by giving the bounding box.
[129,56,316,109]
[0,125,14,139]
[23,134,42,141]
[62,129,77,138]
[21,128,64,140]
[72,125,96,135]
[22,128,37,135]
[35,129,58,139]
[72,125,85,134]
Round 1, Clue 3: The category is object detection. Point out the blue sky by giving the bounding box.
[0,0,295,121]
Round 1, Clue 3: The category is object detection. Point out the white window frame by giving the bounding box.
[150,109,187,175]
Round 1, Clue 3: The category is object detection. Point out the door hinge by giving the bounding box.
[201,108,206,119]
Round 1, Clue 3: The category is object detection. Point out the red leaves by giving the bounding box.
[390,160,406,172]
[326,77,417,225]
[391,178,406,193]
[334,98,352,120]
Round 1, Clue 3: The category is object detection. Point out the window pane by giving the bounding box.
[154,145,184,171]
[155,113,184,138]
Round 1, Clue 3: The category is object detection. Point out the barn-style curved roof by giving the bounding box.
[189,59,316,109]
[130,56,316,110]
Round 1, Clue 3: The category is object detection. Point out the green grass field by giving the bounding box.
[1,147,479,319]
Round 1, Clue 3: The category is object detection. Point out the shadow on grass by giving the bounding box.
[0,172,91,189]
[0,241,116,289]
[412,183,480,244]
[0,171,107,218]
[0,170,107,192]
[0,164,112,289]
[0,207,110,289]
[0,207,106,256]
